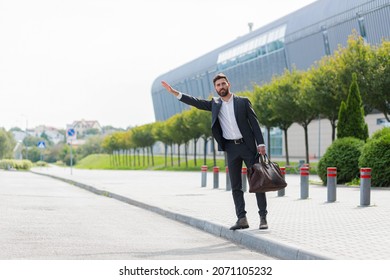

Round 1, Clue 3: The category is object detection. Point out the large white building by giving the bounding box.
[151,0,390,159]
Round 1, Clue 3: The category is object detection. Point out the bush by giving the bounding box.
[0,159,33,170]
[370,127,390,140]
[63,154,77,166]
[318,137,364,185]
[35,161,48,167]
[359,129,390,187]
[55,160,66,166]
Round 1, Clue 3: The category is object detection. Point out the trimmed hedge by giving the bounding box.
[359,129,390,187]
[318,137,364,185]
[0,159,33,170]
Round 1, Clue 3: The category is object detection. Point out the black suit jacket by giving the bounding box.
[180,93,264,153]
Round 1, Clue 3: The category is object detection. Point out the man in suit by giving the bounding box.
[161,73,268,230]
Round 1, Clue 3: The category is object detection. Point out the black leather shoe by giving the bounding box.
[230,217,249,230]
[259,216,268,230]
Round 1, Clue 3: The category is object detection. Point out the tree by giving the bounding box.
[152,121,173,167]
[337,73,369,141]
[26,146,43,162]
[58,144,78,166]
[40,131,53,145]
[270,70,299,165]
[102,132,123,167]
[77,135,104,160]
[102,134,112,159]
[308,55,345,141]
[333,31,375,114]
[182,108,204,166]
[23,135,43,147]
[44,143,65,163]
[196,110,212,165]
[131,125,155,166]
[295,71,319,163]
[164,120,176,166]
[165,114,189,167]
[0,128,15,159]
[83,128,100,136]
[251,85,277,157]
[9,127,23,132]
[142,123,157,166]
[369,40,390,121]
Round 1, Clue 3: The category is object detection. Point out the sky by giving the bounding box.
[0,0,317,131]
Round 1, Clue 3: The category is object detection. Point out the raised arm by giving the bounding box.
[161,81,180,97]
[161,80,212,112]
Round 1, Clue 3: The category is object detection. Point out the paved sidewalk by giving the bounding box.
[30,166,390,260]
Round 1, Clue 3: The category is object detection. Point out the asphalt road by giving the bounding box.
[0,170,274,260]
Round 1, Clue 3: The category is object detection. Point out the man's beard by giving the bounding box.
[217,88,229,97]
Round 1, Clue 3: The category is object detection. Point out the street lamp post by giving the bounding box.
[21,115,28,160]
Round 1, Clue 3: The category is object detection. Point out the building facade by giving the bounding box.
[66,119,102,138]
[151,0,390,159]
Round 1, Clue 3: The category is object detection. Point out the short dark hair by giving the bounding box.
[213,73,229,85]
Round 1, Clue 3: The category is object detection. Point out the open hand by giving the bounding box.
[161,81,173,93]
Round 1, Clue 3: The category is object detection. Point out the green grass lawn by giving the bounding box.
[76,153,317,174]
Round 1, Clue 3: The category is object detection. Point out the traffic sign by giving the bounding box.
[67,128,76,137]
[37,141,46,149]
[66,128,77,145]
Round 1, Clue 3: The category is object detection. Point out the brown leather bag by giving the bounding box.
[247,154,287,193]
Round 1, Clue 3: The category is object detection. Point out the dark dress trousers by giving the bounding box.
[180,93,268,218]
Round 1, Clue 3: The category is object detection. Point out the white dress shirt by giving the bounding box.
[177,92,265,147]
[218,94,243,140]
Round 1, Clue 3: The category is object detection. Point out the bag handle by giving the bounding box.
[256,153,270,166]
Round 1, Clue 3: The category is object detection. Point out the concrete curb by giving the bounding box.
[30,170,331,260]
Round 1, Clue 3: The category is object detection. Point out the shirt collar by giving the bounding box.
[221,93,234,104]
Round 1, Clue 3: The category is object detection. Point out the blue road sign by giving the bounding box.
[67,128,75,137]
[37,141,46,149]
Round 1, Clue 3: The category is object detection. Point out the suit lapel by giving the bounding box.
[233,95,241,122]
[212,97,222,126]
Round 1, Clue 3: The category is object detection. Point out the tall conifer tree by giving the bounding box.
[337,73,369,141]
